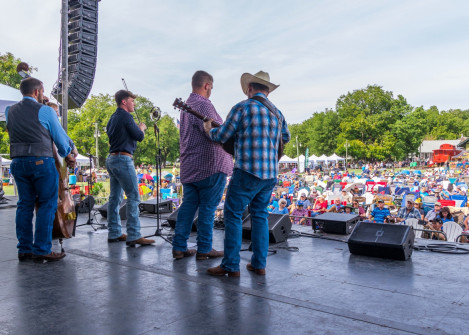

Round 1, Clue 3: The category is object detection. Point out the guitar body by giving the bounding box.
[52,147,76,240]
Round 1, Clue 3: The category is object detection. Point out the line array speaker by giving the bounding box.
[52,0,99,109]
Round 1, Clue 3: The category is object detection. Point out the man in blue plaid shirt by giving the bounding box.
[204,71,290,277]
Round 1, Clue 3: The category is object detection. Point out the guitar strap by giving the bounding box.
[250,95,284,146]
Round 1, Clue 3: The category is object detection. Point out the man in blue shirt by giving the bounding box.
[204,71,290,277]
[6,77,77,262]
[105,90,154,247]
[368,199,391,223]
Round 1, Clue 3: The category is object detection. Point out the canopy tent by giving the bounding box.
[316,154,328,162]
[328,153,345,161]
[76,153,91,166]
[1,157,11,167]
[308,154,318,162]
[0,83,22,122]
[279,155,296,164]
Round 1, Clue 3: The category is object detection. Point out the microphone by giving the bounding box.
[150,106,162,122]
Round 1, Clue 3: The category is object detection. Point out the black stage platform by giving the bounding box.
[0,197,466,335]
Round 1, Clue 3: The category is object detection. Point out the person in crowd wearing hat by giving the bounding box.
[343,204,354,214]
[396,199,422,223]
[267,193,279,212]
[204,70,290,277]
[299,193,311,209]
[423,218,446,240]
[272,198,289,215]
[173,70,233,260]
[6,77,77,262]
[340,189,352,204]
[368,199,391,223]
[290,200,311,225]
[280,192,291,207]
[425,202,442,223]
[413,198,425,220]
[351,185,362,196]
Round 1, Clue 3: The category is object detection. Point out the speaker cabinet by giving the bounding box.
[167,207,198,232]
[77,195,95,213]
[312,213,359,234]
[139,198,173,214]
[347,222,415,261]
[98,199,127,220]
[242,213,292,243]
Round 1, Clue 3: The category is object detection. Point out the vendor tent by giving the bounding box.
[279,155,296,163]
[328,153,345,161]
[0,83,22,122]
[317,154,328,162]
[1,157,11,167]
[76,153,91,166]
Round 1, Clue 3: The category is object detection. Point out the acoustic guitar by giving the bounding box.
[173,98,284,159]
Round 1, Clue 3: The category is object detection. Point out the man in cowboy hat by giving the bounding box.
[203,70,290,277]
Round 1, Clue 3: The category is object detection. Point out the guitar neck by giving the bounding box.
[173,99,220,127]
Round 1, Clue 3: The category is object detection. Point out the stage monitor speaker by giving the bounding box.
[167,208,198,232]
[242,213,292,243]
[77,195,95,213]
[138,198,173,214]
[312,213,359,234]
[347,222,415,261]
[98,199,127,220]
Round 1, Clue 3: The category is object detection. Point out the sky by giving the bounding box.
[1,0,469,123]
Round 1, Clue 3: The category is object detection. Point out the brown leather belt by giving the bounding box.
[110,152,133,158]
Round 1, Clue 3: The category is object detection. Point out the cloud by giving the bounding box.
[1,0,468,124]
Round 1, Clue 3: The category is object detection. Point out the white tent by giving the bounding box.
[279,155,296,163]
[1,157,11,167]
[0,83,22,122]
[297,154,305,173]
[328,153,345,161]
[308,154,318,162]
[317,154,328,162]
[76,153,91,166]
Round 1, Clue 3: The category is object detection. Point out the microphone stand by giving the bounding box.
[145,122,172,244]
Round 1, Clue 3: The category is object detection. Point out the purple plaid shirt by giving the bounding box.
[179,93,233,184]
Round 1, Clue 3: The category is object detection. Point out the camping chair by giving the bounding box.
[450,194,467,207]
[442,221,463,242]
[395,187,411,196]
[422,195,438,215]
[377,186,391,195]
[403,218,423,239]
[365,182,376,193]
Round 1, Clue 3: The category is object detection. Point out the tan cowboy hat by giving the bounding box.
[240,71,279,95]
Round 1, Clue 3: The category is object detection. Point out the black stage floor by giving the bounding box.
[0,197,466,335]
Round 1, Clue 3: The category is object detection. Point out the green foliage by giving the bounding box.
[90,182,105,196]
[0,52,36,89]
[67,94,180,166]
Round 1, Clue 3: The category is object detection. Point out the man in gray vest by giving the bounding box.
[6,77,78,263]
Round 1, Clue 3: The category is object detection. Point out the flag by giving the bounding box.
[176,119,180,129]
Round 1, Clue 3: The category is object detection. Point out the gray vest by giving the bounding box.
[7,99,54,158]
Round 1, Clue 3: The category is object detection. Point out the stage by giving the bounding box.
[0,198,466,335]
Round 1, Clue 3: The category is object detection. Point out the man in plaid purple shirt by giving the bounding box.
[172,71,233,260]
[204,71,290,277]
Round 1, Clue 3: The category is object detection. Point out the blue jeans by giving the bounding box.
[105,154,141,241]
[10,157,58,255]
[173,173,227,253]
[221,169,276,272]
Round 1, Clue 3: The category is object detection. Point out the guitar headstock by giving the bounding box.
[173,98,190,112]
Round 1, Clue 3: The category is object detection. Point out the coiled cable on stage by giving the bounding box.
[413,242,469,254]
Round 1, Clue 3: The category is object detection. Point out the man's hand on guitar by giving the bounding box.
[203,119,213,136]
[65,147,78,168]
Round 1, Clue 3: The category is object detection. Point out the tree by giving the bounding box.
[0,52,36,89]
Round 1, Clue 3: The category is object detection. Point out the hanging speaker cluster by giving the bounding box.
[52,0,99,109]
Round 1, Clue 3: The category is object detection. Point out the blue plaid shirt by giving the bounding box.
[209,93,290,180]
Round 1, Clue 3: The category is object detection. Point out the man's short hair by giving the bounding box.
[115,90,136,106]
[19,77,43,95]
[249,82,269,92]
[192,70,213,89]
